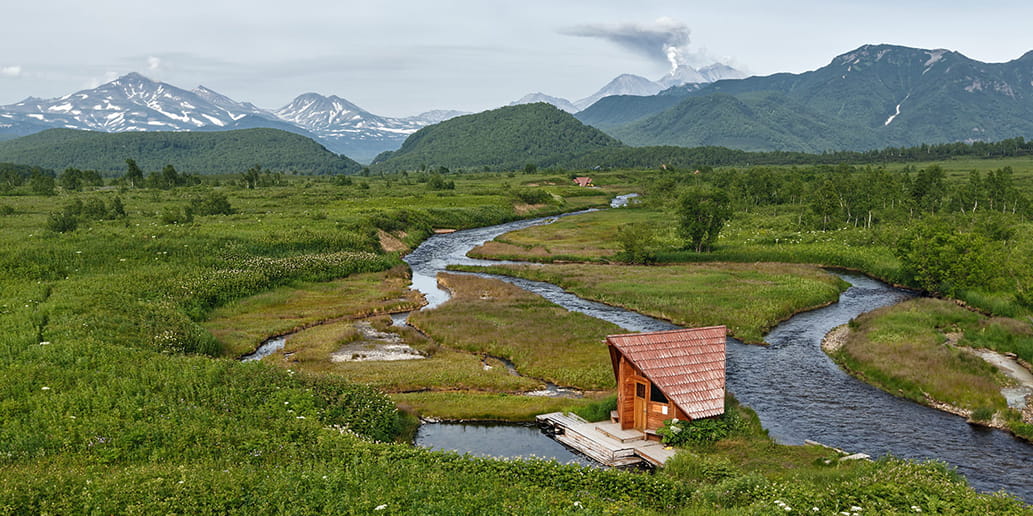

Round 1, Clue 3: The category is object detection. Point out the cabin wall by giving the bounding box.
[646,400,677,430]
[617,357,636,428]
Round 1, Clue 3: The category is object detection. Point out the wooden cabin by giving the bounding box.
[606,326,726,434]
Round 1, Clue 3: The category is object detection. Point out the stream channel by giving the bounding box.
[402,197,1033,501]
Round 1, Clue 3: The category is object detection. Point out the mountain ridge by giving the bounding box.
[0,74,463,164]
[592,44,1033,152]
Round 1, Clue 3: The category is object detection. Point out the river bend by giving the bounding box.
[405,206,1033,501]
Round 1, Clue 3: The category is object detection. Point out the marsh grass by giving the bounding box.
[409,273,622,389]
[832,298,1026,419]
[454,262,847,344]
[390,391,611,421]
[204,266,422,357]
[280,317,540,393]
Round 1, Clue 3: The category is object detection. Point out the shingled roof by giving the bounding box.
[607,326,726,420]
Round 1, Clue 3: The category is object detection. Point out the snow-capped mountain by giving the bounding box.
[574,74,664,111]
[0,73,286,133]
[0,73,464,163]
[697,63,748,83]
[509,93,579,113]
[514,63,748,114]
[273,93,465,162]
[656,65,708,89]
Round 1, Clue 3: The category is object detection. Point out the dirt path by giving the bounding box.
[965,347,1033,415]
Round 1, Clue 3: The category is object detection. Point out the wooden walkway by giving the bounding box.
[536,412,678,467]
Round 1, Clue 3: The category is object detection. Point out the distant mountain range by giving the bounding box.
[3,44,1033,166]
[0,73,464,163]
[577,44,1033,152]
[510,63,748,113]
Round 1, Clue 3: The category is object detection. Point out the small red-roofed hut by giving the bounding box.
[606,326,726,433]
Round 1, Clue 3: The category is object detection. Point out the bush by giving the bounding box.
[159,206,194,225]
[657,409,747,446]
[512,188,552,205]
[45,211,78,233]
[192,191,234,215]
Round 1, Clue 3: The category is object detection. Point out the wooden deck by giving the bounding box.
[536,412,678,467]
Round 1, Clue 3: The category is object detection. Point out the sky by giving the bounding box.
[3,0,1033,117]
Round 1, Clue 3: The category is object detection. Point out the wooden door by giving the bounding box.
[633,380,648,431]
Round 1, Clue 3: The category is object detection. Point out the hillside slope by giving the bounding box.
[0,128,361,175]
[599,44,1033,152]
[372,103,622,172]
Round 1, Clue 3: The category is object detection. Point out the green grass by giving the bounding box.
[390,391,610,421]
[454,262,848,344]
[281,317,541,393]
[409,273,623,389]
[830,297,1033,437]
[1,170,1030,513]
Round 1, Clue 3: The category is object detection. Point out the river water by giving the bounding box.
[408,203,1033,501]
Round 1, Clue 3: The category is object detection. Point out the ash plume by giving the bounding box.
[561,17,693,73]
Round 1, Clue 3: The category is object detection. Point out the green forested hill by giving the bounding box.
[371,103,622,172]
[0,128,361,175]
[594,44,1033,153]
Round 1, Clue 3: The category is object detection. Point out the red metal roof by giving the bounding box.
[607,326,726,420]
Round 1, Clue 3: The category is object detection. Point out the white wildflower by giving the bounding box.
[374,504,387,511]
[41,386,51,390]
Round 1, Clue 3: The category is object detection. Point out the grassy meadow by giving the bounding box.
[409,273,623,390]
[454,262,848,344]
[1,164,1031,512]
[830,297,1033,440]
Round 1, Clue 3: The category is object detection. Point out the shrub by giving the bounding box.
[657,409,747,446]
[192,191,234,215]
[159,206,194,225]
[45,211,78,233]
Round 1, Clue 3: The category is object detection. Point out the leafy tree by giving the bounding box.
[676,186,732,252]
[58,168,84,191]
[28,171,55,196]
[896,219,996,295]
[124,158,144,188]
[615,223,660,264]
[108,196,126,219]
[911,165,947,213]
[242,165,261,189]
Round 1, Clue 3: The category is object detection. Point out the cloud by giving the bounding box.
[147,56,161,71]
[1,65,23,77]
[561,17,695,72]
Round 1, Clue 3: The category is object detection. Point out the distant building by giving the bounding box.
[573,176,593,187]
[607,326,726,432]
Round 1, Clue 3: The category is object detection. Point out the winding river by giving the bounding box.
[406,202,1033,502]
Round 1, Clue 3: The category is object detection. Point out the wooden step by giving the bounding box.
[593,422,645,443]
[633,443,678,466]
